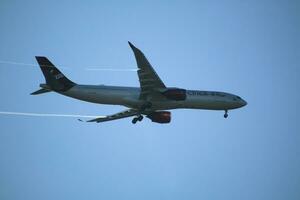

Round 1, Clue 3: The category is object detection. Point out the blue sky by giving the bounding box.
[0,0,299,200]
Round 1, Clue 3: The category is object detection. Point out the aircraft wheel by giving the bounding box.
[224,110,228,118]
[138,115,143,121]
[132,117,138,124]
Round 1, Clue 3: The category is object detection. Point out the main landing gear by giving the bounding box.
[132,102,151,124]
[132,115,144,124]
[224,110,228,118]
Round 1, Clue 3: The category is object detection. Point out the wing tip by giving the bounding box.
[128,41,135,49]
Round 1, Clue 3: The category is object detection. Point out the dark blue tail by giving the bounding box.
[35,56,75,91]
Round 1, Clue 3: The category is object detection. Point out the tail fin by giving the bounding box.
[35,56,75,91]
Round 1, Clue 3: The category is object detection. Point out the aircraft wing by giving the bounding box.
[128,42,166,100]
[86,109,139,123]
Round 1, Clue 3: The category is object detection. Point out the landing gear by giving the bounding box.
[137,115,143,121]
[132,118,138,124]
[224,110,228,118]
[132,101,151,124]
[132,115,144,124]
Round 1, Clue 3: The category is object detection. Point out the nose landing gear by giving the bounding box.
[132,115,144,124]
[224,110,228,118]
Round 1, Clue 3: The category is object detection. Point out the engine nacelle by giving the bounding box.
[162,88,186,101]
[147,111,171,124]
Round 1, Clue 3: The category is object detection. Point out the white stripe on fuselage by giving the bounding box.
[60,85,245,111]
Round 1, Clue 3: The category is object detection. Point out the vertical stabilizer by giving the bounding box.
[35,56,75,91]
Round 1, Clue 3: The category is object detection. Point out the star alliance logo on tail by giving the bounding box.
[55,73,64,80]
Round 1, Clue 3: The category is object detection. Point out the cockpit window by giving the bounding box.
[236,96,241,100]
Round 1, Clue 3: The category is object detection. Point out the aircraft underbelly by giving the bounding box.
[185,101,226,110]
[184,97,227,110]
[183,96,238,110]
[150,100,227,110]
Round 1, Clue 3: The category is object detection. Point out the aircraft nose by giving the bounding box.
[241,99,247,107]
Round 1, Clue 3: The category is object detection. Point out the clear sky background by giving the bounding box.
[0,0,299,200]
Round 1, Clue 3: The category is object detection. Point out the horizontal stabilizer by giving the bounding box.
[30,88,51,95]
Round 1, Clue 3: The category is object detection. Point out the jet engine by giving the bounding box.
[147,111,171,124]
[162,88,186,101]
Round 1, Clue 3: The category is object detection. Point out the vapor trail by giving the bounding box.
[0,60,37,67]
[0,111,103,118]
[0,60,137,72]
[85,68,137,71]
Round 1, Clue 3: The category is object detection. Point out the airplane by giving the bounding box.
[31,42,247,124]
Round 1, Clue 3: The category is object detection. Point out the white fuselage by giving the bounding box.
[60,85,247,111]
